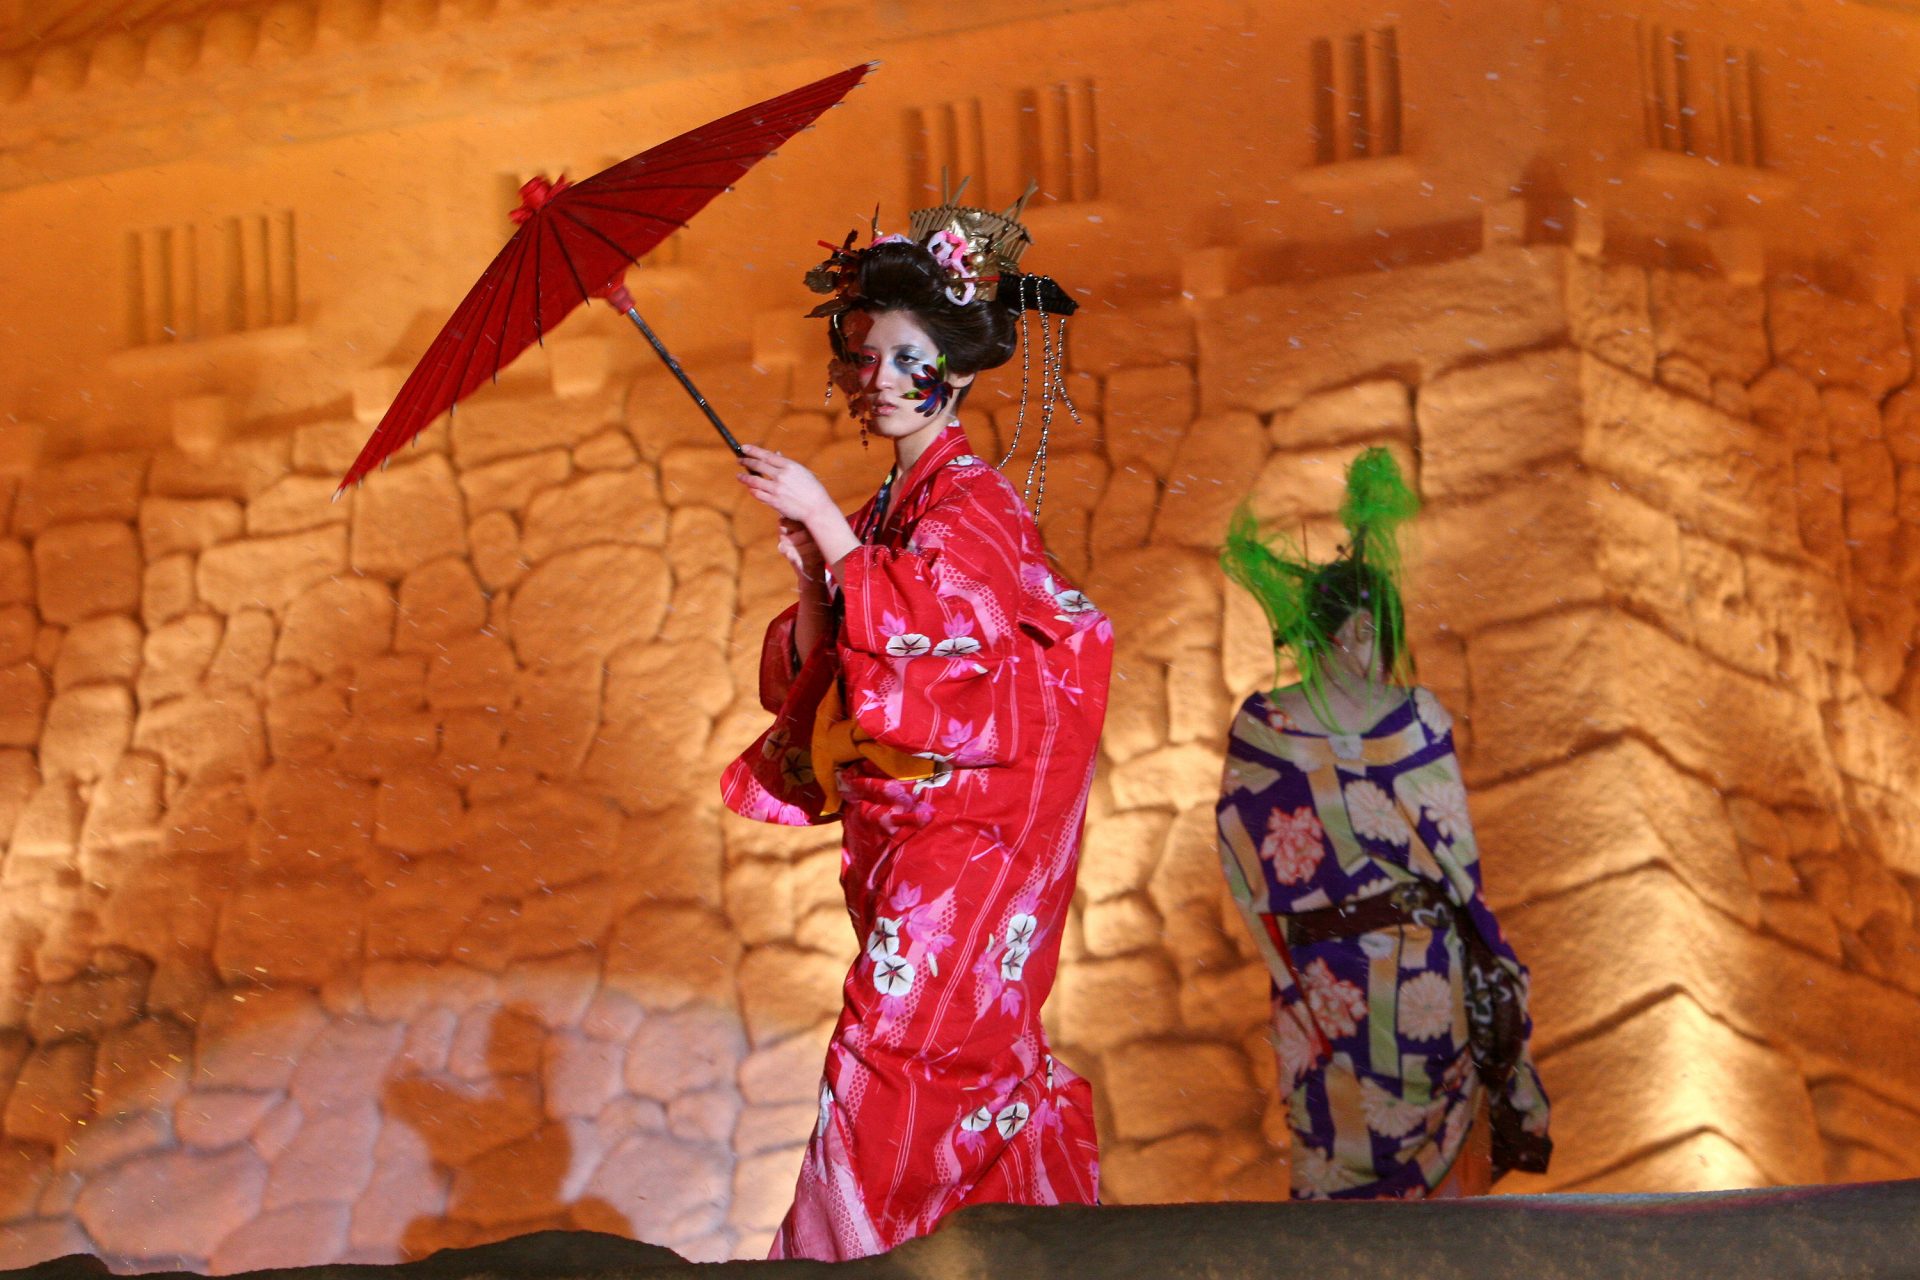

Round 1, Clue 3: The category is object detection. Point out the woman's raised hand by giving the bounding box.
[778,518,825,582]
[738,444,834,524]
[739,443,862,583]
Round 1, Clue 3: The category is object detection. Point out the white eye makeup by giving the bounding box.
[852,345,926,369]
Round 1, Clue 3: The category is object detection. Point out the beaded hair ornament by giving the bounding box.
[804,176,1080,515]
[1220,448,1421,729]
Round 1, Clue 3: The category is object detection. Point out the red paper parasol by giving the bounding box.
[338,61,876,492]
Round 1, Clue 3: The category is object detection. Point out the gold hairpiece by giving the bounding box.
[905,174,1038,302]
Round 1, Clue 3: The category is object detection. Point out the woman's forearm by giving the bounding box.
[807,508,861,584]
[793,581,831,662]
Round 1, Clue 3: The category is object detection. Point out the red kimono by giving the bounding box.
[722,426,1111,1261]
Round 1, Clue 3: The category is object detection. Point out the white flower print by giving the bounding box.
[1414,775,1471,843]
[912,754,954,793]
[1271,1007,1319,1094]
[1329,732,1364,762]
[779,748,815,791]
[886,632,933,658]
[949,454,984,467]
[1053,588,1095,616]
[1359,931,1397,960]
[933,635,982,657]
[1292,1145,1361,1198]
[873,955,917,997]
[816,1082,834,1137]
[1005,913,1039,951]
[865,917,902,962]
[1347,876,1393,903]
[1300,958,1368,1039]
[1415,688,1454,736]
[1360,1077,1429,1140]
[994,1101,1031,1139]
[999,943,1030,982]
[961,1106,994,1133]
[1397,970,1454,1042]
[1345,779,1412,846]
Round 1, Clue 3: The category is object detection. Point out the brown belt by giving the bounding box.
[1280,880,1451,948]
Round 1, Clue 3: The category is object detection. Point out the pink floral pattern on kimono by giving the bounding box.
[722,427,1111,1261]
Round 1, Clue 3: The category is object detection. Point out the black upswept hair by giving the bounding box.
[827,240,1018,376]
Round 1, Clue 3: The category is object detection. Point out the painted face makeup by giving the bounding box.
[830,309,971,438]
[905,354,956,419]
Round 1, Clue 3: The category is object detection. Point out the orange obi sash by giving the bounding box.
[809,681,937,815]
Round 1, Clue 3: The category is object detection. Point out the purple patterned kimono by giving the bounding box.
[1216,686,1550,1198]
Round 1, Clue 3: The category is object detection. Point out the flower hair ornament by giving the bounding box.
[804,174,1082,515]
[1220,448,1421,729]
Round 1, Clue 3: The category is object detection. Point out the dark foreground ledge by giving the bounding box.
[12,1180,1920,1279]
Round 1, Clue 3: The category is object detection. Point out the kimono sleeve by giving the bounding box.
[1396,690,1552,1152]
[720,633,839,829]
[1218,702,1332,1092]
[1393,697,1518,960]
[756,602,804,714]
[834,475,1027,766]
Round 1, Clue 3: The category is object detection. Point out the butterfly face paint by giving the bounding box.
[905,353,957,419]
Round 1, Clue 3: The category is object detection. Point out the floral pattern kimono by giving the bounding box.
[723,426,1111,1260]
[1216,688,1551,1199]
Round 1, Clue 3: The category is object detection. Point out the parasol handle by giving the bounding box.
[605,283,744,458]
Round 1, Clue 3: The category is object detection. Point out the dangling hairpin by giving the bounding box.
[1003,272,1082,519]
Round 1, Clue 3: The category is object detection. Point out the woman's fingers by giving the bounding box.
[738,475,801,517]
[736,454,826,524]
[739,444,789,475]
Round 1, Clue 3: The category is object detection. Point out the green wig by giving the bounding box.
[1221,447,1420,725]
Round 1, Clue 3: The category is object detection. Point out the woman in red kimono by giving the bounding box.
[722,194,1111,1261]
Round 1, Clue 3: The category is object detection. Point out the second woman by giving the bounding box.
[1215,449,1552,1200]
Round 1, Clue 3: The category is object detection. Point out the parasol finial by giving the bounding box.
[509,174,572,226]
